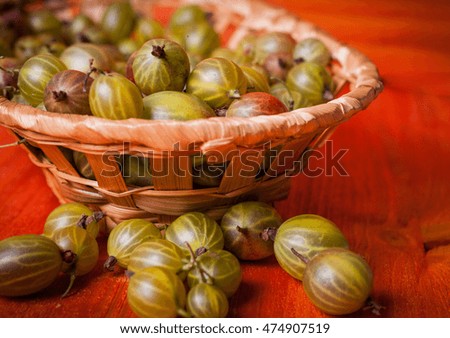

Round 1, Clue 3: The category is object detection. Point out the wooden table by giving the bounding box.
[0,0,449,317]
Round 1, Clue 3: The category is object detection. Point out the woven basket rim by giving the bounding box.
[0,0,383,153]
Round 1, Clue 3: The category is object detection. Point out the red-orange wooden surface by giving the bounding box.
[0,0,449,318]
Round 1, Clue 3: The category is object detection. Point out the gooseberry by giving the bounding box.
[101,2,136,44]
[104,219,161,271]
[187,283,229,318]
[286,62,335,105]
[89,72,144,120]
[302,248,373,315]
[165,212,224,258]
[132,39,190,95]
[127,267,187,318]
[187,249,242,297]
[220,201,282,260]
[17,53,67,106]
[127,238,186,278]
[186,57,247,110]
[293,37,331,66]
[73,151,96,180]
[273,214,349,280]
[60,43,113,73]
[0,234,63,297]
[44,69,93,115]
[51,225,99,297]
[142,91,215,121]
[269,81,312,110]
[133,18,165,47]
[240,65,270,93]
[226,92,288,118]
[254,32,296,65]
[43,202,102,239]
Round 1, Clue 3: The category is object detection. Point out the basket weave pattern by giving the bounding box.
[0,0,383,229]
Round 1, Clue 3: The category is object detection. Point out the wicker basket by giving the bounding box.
[0,0,383,230]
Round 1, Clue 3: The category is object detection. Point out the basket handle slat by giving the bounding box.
[150,156,193,191]
[218,149,263,194]
[262,136,314,179]
[84,153,136,208]
[38,144,80,177]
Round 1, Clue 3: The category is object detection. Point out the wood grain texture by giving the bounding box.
[0,0,449,317]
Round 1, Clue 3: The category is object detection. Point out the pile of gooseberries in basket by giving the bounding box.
[1,2,336,119]
[0,3,377,317]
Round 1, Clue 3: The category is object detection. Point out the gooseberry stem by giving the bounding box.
[104,256,118,271]
[177,308,192,318]
[61,256,78,298]
[61,271,76,298]
[214,107,227,117]
[182,242,197,272]
[43,44,54,54]
[76,211,104,229]
[290,247,309,264]
[260,227,278,242]
[76,214,89,229]
[278,58,288,69]
[198,265,214,284]
[83,58,105,92]
[151,45,166,59]
[0,64,16,76]
[62,250,77,265]
[77,32,90,43]
[185,241,197,263]
[52,90,67,102]
[184,241,213,284]
[88,211,104,224]
[228,89,241,99]
[288,100,295,111]
[124,270,135,278]
[363,297,386,316]
[236,225,248,234]
[156,223,169,231]
[195,247,207,257]
[83,60,95,92]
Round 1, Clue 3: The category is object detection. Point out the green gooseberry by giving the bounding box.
[17,53,67,106]
[101,1,136,44]
[187,283,229,318]
[104,219,161,271]
[127,267,186,318]
[293,37,331,66]
[286,62,335,105]
[165,212,224,258]
[274,214,349,281]
[142,91,215,121]
[186,57,247,110]
[132,38,190,95]
[303,248,373,315]
[187,249,242,298]
[89,72,144,120]
[133,18,165,46]
[43,202,102,239]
